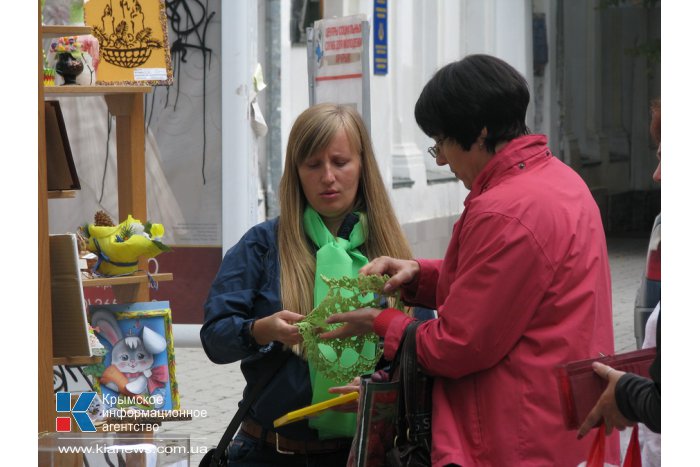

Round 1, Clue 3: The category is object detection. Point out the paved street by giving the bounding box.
[161,236,649,465]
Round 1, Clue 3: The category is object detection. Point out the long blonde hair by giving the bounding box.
[278,103,413,318]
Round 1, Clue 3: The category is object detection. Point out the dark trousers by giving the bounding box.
[228,432,351,467]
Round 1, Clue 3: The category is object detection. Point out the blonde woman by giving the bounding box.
[201,103,412,466]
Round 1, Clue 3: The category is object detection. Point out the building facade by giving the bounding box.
[47,0,660,326]
[225,0,660,257]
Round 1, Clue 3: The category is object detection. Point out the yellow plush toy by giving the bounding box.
[83,213,170,276]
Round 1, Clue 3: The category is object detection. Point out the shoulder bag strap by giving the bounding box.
[401,321,432,442]
[389,321,414,377]
[207,348,292,466]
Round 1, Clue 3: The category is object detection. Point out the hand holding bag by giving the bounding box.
[557,348,656,430]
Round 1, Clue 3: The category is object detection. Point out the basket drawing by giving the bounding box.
[102,46,153,68]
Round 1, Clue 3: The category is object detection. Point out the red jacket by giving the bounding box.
[375,135,619,466]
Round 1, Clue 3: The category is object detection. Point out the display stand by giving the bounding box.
[38,11,173,432]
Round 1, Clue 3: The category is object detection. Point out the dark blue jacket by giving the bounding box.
[201,218,324,441]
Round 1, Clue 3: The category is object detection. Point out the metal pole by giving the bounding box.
[307,26,316,106]
[265,0,282,219]
[361,20,371,133]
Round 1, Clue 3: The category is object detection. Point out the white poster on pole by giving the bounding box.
[310,14,368,118]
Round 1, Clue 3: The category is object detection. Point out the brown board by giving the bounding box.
[50,234,91,359]
[45,100,81,191]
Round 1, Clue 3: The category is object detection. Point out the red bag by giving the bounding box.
[557,348,656,430]
[584,424,641,467]
[585,423,607,466]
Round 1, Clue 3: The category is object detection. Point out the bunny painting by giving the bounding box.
[89,303,178,410]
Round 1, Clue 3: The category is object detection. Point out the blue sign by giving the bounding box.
[373,0,388,75]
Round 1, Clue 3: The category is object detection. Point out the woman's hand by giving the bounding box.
[359,256,420,293]
[252,310,304,347]
[319,308,382,339]
[577,362,634,438]
[328,376,361,413]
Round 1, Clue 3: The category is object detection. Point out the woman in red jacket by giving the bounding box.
[324,54,618,466]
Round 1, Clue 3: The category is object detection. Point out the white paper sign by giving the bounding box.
[134,68,169,81]
[312,15,366,116]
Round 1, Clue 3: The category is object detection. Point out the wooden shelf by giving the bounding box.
[39,7,157,432]
[81,272,173,288]
[41,25,93,38]
[48,190,76,199]
[53,355,103,366]
[45,85,153,96]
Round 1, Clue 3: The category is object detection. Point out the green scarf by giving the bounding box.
[303,206,369,439]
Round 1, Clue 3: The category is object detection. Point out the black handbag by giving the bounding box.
[385,320,432,467]
[199,348,292,467]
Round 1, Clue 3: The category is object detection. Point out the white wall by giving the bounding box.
[306,0,531,227]
[281,0,313,178]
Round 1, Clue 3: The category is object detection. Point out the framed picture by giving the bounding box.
[84,0,173,85]
[87,301,180,411]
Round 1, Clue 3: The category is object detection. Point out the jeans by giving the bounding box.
[227,432,351,467]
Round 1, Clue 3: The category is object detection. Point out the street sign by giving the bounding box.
[374,0,388,75]
[307,15,371,129]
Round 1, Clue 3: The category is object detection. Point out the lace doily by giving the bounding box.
[297,275,406,381]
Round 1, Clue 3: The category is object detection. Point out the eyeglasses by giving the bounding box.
[428,137,446,159]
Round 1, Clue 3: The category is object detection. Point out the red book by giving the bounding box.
[556,347,657,430]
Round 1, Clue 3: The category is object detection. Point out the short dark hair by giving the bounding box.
[415,54,530,153]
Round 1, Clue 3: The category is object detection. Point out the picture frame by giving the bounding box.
[83,0,173,85]
[87,301,180,411]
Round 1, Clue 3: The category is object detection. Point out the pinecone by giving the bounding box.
[94,210,114,227]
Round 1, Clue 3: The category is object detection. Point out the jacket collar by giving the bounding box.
[466,134,550,204]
